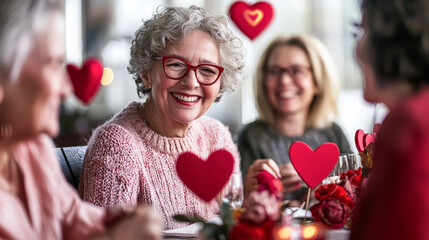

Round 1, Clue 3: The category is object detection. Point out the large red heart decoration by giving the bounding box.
[176,149,235,202]
[289,141,339,188]
[229,1,274,40]
[67,58,103,104]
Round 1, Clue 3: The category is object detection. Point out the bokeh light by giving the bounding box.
[301,225,318,239]
[101,67,114,85]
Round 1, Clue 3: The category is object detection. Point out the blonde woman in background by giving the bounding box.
[238,35,351,205]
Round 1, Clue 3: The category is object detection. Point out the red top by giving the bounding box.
[351,88,429,239]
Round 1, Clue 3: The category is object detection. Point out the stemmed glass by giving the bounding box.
[222,173,244,208]
[322,153,362,184]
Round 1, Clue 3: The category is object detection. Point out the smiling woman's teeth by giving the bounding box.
[173,93,199,102]
[280,92,296,98]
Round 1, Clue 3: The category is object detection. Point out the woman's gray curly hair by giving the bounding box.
[128,5,246,99]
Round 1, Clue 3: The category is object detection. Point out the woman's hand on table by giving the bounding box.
[279,163,302,195]
[244,159,281,197]
[93,205,163,240]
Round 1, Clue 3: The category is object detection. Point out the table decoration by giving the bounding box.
[354,123,379,177]
[173,170,282,240]
[176,149,235,202]
[289,141,340,221]
[307,123,380,230]
[310,167,364,229]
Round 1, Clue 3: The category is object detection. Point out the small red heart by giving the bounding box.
[355,129,365,152]
[229,1,274,40]
[363,133,375,147]
[176,149,234,202]
[289,142,339,188]
[373,123,381,133]
[355,127,378,152]
[67,58,103,104]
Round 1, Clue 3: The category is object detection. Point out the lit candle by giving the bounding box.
[272,226,292,240]
[302,225,318,239]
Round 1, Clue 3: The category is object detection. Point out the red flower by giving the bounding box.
[310,197,350,229]
[339,168,363,189]
[256,170,283,198]
[229,219,275,240]
[315,184,354,209]
[340,180,356,202]
[229,221,265,240]
[241,190,280,224]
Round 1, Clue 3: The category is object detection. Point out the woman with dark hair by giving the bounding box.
[351,0,429,239]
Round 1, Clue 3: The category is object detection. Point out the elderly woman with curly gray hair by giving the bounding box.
[79,5,246,230]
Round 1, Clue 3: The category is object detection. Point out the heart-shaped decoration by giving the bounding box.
[229,1,274,40]
[176,149,235,202]
[289,141,339,188]
[355,128,377,152]
[373,123,381,133]
[355,129,366,152]
[363,133,375,147]
[67,58,103,104]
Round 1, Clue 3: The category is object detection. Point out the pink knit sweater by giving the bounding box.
[0,135,105,240]
[79,102,240,230]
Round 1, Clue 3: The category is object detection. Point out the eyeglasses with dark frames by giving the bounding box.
[154,56,224,85]
[265,65,312,80]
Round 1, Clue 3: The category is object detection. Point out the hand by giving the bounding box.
[279,163,302,194]
[244,159,280,197]
[94,205,163,240]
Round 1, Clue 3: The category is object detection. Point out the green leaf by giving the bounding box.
[220,202,236,228]
[173,214,205,223]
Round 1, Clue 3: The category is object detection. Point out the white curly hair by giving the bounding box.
[128,5,246,100]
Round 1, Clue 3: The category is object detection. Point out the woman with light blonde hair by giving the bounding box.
[238,34,350,205]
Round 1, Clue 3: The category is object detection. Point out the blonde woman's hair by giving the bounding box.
[255,34,339,129]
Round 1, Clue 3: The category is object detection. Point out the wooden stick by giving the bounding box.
[303,188,311,223]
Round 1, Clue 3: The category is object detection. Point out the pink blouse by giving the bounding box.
[0,135,105,240]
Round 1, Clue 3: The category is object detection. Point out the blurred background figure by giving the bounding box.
[351,0,429,239]
[78,5,246,230]
[0,0,161,239]
[238,35,351,205]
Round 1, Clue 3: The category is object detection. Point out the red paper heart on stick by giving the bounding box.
[289,142,339,188]
[176,149,235,202]
[355,129,377,152]
[355,129,365,152]
[363,133,375,148]
[67,58,103,104]
[229,1,274,40]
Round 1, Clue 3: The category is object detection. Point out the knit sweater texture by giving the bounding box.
[79,102,240,230]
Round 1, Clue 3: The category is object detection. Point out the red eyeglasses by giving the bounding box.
[154,56,224,85]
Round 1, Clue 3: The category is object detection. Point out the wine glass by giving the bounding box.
[223,173,244,208]
[322,153,362,184]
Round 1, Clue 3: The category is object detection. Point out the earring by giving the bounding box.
[0,123,12,139]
